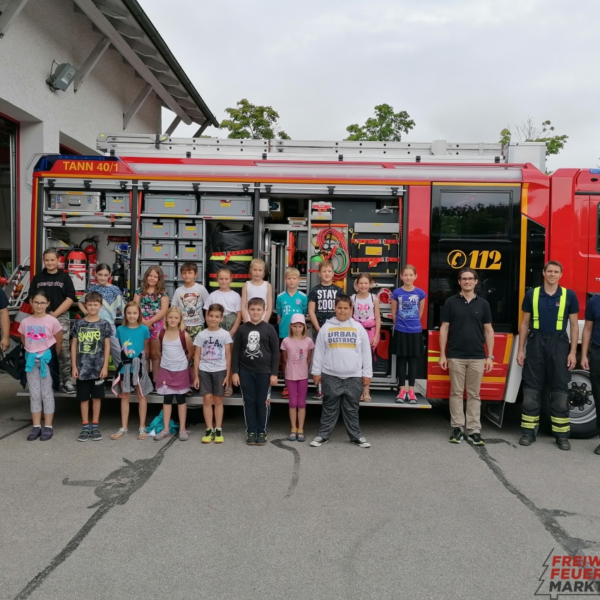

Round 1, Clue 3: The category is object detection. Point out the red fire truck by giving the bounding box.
[26,135,599,438]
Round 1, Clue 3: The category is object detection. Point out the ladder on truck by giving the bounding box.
[98,134,511,164]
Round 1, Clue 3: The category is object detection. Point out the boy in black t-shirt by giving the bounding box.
[308,260,340,337]
[231,297,279,446]
[71,292,112,442]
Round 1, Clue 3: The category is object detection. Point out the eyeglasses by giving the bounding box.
[32,301,49,305]
[460,277,476,281]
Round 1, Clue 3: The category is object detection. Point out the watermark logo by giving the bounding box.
[536,549,600,598]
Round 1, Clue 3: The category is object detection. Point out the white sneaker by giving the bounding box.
[310,436,328,447]
[351,437,371,448]
[62,381,76,394]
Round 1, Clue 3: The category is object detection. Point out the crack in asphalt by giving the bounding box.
[471,443,600,555]
[0,422,32,441]
[13,435,178,600]
[270,438,301,498]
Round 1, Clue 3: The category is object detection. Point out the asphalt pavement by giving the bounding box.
[1,373,599,600]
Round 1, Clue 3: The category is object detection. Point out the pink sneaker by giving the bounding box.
[407,390,418,404]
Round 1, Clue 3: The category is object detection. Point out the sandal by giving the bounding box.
[110,428,128,440]
[224,387,233,397]
[362,394,372,402]
[287,431,297,441]
[138,428,148,440]
[297,432,306,442]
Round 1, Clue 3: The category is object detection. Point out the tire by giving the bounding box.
[541,370,597,439]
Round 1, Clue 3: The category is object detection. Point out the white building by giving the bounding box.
[0,0,217,270]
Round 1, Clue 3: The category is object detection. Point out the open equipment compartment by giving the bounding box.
[138,188,254,295]
[41,179,134,301]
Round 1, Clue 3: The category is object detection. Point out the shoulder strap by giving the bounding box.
[532,287,540,329]
[179,331,188,356]
[556,287,567,331]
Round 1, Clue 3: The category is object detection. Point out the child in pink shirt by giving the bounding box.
[280,314,314,442]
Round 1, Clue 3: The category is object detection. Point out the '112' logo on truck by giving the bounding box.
[447,249,502,270]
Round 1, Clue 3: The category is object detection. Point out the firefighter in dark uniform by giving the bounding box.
[516,260,579,451]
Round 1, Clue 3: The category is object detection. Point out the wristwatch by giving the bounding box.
[487,355,495,360]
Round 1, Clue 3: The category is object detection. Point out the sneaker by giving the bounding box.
[395,390,406,404]
[214,428,224,443]
[351,437,371,448]
[62,381,76,394]
[246,432,257,446]
[179,428,189,442]
[78,426,91,442]
[449,428,463,444]
[40,426,53,441]
[312,392,324,400]
[91,426,102,441]
[310,436,328,447]
[256,433,267,446]
[467,432,485,446]
[407,390,418,404]
[154,429,171,441]
[27,426,41,441]
[201,428,215,443]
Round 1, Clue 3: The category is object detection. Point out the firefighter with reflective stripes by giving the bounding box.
[517,261,579,451]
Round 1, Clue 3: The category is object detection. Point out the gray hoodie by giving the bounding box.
[311,317,373,379]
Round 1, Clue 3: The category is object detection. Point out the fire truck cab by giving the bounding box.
[28,135,598,438]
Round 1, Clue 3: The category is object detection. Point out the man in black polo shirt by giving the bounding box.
[439,268,494,445]
[517,260,579,451]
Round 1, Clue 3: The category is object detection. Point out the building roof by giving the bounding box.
[73,0,219,134]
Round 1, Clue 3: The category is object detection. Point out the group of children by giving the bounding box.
[19,248,427,447]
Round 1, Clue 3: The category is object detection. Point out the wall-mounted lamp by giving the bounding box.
[46,62,77,91]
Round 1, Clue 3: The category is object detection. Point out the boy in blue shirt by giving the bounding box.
[276,268,308,397]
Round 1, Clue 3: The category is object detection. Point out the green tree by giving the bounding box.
[499,117,568,156]
[220,99,290,139]
[345,104,415,142]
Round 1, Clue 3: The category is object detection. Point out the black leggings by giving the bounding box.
[397,356,418,387]
[164,394,186,405]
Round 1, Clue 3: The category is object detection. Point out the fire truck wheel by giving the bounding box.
[540,370,597,439]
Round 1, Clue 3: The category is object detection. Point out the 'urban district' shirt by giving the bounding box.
[440,294,492,359]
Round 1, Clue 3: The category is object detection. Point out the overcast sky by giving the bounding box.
[143,0,598,171]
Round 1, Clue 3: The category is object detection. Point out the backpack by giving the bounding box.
[158,329,189,357]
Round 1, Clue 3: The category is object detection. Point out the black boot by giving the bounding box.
[519,434,536,446]
[556,438,571,451]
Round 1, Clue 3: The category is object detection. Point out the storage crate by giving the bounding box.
[164,281,176,298]
[140,240,176,260]
[144,194,197,215]
[49,191,101,212]
[106,194,129,213]
[178,241,203,261]
[179,221,202,240]
[201,196,252,216]
[140,261,176,281]
[141,219,176,238]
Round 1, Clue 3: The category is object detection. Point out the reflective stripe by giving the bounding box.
[532,287,567,331]
[521,414,539,422]
[551,425,570,433]
[556,288,567,330]
[521,423,536,429]
[551,416,570,424]
[532,287,540,329]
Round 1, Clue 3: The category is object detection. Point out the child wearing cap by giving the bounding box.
[280,313,314,442]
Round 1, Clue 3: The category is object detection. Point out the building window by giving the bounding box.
[0,116,17,274]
